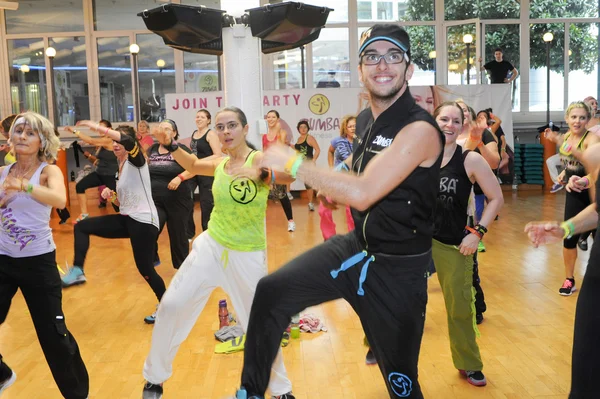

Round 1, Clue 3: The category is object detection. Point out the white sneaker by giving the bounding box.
[286,192,294,200]
[287,220,296,232]
[308,202,314,211]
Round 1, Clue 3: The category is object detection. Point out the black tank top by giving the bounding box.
[352,88,445,255]
[95,147,118,176]
[294,136,314,159]
[190,129,214,159]
[433,146,473,246]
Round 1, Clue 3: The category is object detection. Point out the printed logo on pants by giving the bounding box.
[388,372,412,397]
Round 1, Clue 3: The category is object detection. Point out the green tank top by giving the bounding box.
[207,151,269,251]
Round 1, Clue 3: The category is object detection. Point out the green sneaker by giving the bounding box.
[477,241,486,253]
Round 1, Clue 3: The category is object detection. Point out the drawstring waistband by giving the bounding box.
[330,250,375,296]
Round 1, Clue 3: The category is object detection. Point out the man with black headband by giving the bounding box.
[235,24,444,398]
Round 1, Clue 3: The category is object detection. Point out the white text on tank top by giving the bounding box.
[117,161,159,229]
[0,162,56,257]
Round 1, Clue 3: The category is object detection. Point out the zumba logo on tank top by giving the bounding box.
[438,177,458,205]
[229,177,258,204]
[0,205,36,250]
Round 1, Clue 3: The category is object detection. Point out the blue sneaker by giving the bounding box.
[144,305,158,324]
[550,182,564,193]
[235,387,264,399]
[61,266,86,288]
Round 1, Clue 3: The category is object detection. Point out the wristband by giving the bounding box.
[177,173,185,182]
[290,156,304,178]
[477,141,484,149]
[109,191,118,203]
[474,224,487,238]
[561,220,575,239]
[26,183,34,194]
[284,154,299,174]
[465,226,482,240]
[579,176,590,189]
[164,140,179,153]
[270,168,276,185]
[73,130,80,136]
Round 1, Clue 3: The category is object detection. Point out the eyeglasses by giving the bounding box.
[361,51,407,66]
[215,122,239,132]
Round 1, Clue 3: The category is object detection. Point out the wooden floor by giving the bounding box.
[0,189,589,398]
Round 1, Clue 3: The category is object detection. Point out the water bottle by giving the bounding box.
[236,387,247,399]
[290,313,300,339]
[218,299,229,328]
[70,171,75,181]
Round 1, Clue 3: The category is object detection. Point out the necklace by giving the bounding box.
[11,161,39,180]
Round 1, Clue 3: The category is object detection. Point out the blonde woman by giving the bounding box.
[0,112,89,398]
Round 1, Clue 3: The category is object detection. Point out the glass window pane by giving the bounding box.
[49,37,89,126]
[445,0,518,20]
[312,28,349,88]
[568,23,599,103]
[377,2,393,21]
[184,54,221,93]
[265,0,347,22]
[136,34,176,122]
[405,26,436,85]
[97,37,133,123]
[484,24,520,111]
[529,23,565,112]
[446,25,476,85]
[94,0,166,31]
[5,0,84,34]
[8,39,48,117]
[530,0,598,19]
[265,48,305,90]
[358,2,373,20]
[399,0,434,22]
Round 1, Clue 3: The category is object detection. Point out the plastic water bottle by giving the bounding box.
[291,313,300,339]
[218,299,229,328]
[236,387,247,399]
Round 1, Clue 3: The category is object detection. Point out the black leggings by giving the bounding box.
[564,190,594,249]
[242,233,428,398]
[570,241,600,398]
[156,194,192,269]
[0,251,89,399]
[73,214,165,301]
[75,172,116,194]
[279,194,293,220]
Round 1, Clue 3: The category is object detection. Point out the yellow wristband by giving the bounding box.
[284,154,299,174]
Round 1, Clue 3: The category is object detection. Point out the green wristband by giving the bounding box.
[561,220,575,239]
[290,156,304,178]
[26,183,34,194]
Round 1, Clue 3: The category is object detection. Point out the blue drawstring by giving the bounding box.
[330,250,376,296]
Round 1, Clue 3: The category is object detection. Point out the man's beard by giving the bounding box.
[368,76,406,103]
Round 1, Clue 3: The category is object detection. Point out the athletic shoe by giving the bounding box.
[57,208,70,224]
[144,305,158,324]
[578,238,588,251]
[273,393,295,399]
[365,349,377,365]
[477,241,486,252]
[286,192,294,201]
[0,361,16,395]
[559,278,576,296]
[98,202,107,209]
[287,220,296,232]
[72,214,89,225]
[550,182,564,193]
[459,370,487,386]
[61,266,86,288]
[142,381,163,399]
[308,202,315,211]
[476,314,484,325]
[235,388,263,399]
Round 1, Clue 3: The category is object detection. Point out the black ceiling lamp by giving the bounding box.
[138,2,332,56]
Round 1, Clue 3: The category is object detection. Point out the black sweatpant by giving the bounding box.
[569,241,600,398]
[472,252,486,315]
[187,175,215,235]
[241,233,429,398]
[279,194,293,221]
[75,172,116,194]
[0,251,89,399]
[155,194,192,269]
[74,214,165,301]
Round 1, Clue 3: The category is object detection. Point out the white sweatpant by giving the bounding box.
[143,232,292,396]
[546,153,563,184]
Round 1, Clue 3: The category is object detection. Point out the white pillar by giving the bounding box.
[221,0,263,149]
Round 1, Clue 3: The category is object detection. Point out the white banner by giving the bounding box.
[166,84,514,189]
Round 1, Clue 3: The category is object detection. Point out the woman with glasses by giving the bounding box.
[141,106,295,399]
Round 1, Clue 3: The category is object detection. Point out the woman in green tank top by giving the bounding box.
[140,107,297,399]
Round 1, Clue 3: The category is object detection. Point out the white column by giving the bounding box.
[221,0,263,149]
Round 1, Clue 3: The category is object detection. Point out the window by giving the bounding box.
[530,0,597,19]
[405,26,436,85]
[97,37,133,123]
[266,48,305,90]
[93,0,165,31]
[568,23,599,103]
[8,39,47,117]
[5,0,84,34]
[312,28,350,88]
[529,23,565,111]
[445,0,518,20]
[484,24,520,111]
[319,0,349,23]
[446,25,476,85]
[399,0,434,21]
[49,37,90,126]
[184,54,221,93]
[358,2,373,20]
[136,34,176,122]
[377,2,393,21]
